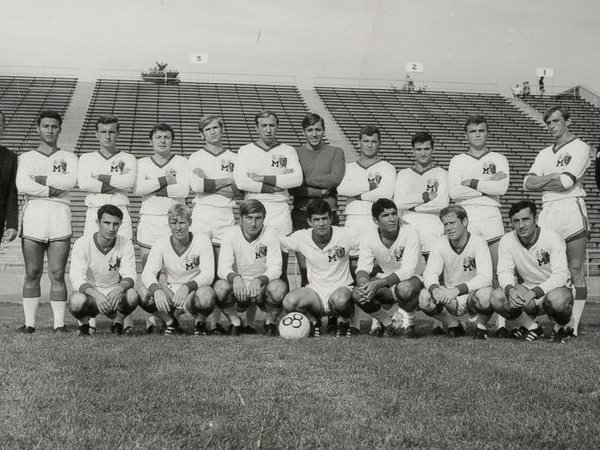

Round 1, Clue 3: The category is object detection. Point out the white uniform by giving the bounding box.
[78,151,137,239]
[189,148,237,245]
[498,228,571,307]
[281,226,356,312]
[135,155,190,248]
[218,226,282,284]
[337,160,396,254]
[233,142,302,236]
[16,149,78,242]
[69,233,137,296]
[424,233,493,315]
[525,138,590,241]
[394,166,449,253]
[448,151,509,243]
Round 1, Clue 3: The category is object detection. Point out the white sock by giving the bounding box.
[77,318,89,326]
[123,315,133,328]
[23,297,40,328]
[403,312,415,328]
[370,318,382,330]
[370,308,392,327]
[476,323,487,330]
[496,315,506,329]
[569,300,586,336]
[50,301,66,328]
[89,317,97,329]
[350,312,362,330]
[221,305,242,326]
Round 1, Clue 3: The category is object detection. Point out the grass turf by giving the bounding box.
[1,302,600,449]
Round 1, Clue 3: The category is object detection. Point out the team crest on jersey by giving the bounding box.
[271,155,288,168]
[185,255,200,271]
[327,246,346,263]
[426,178,439,193]
[254,243,267,260]
[52,159,69,174]
[220,159,235,172]
[462,257,476,272]
[110,160,130,174]
[393,246,405,261]
[557,153,572,167]
[367,172,382,190]
[482,161,497,175]
[535,249,550,266]
[108,257,121,271]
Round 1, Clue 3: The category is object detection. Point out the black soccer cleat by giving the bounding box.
[524,324,544,342]
[310,320,322,338]
[326,316,338,335]
[447,323,465,338]
[473,328,489,340]
[336,321,353,337]
[263,322,278,337]
[550,327,572,344]
[192,322,209,336]
[77,323,90,336]
[242,325,257,335]
[123,326,134,335]
[404,325,417,339]
[212,323,230,336]
[17,325,35,334]
[229,324,243,336]
[510,327,528,340]
[111,322,124,335]
[494,326,510,339]
[53,325,69,333]
[431,326,446,336]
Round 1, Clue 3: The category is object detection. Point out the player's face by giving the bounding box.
[442,213,467,241]
[96,122,119,152]
[256,116,278,145]
[309,212,332,237]
[303,122,324,147]
[201,120,223,145]
[241,212,265,238]
[151,130,173,154]
[511,208,536,241]
[374,207,399,234]
[545,111,571,140]
[97,213,121,241]
[37,118,62,146]
[359,134,380,158]
[412,140,434,166]
[465,123,488,151]
[169,216,191,240]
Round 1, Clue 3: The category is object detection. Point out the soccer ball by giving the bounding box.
[278,312,311,339]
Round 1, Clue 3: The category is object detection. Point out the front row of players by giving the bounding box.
[63,196,575,343]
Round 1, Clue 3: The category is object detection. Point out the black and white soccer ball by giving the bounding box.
[278,312,311,339]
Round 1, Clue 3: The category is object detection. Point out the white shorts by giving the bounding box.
[21,199,71,243]
[462,205,504,243]
[95,284,121,297]
[345,214,377,257]
[190,205,235,245]
[262,201,293,237]
[401,212,444,254]
[539,197,588,242]
[309,284,352,314]
[84,206,133,240]
[137,214,170,249]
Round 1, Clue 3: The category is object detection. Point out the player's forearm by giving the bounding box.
[523,174,556,191]
[449,184,481,201]
[478,179,509,196]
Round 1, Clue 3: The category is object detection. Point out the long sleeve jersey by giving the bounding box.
[189,148,237,209]
[394,166,449,214]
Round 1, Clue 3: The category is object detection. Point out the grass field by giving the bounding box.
[2,302,600,449]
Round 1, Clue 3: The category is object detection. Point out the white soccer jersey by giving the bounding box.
[424,233,492,295]
[394,166,449,214]
[69,233,137,292]
[189,148,237,209]
[78,151,137,207]
[356,222,421,281]
[337,160,396,218]
[135,155,190,215]
[16,148,78,205]
[448,151,509,208]
[497,228,570,295]
[142,233,214,289]
[233,142,302,203]
[526,138,590,203]
[218,226,282,283]
[281,226,356,295]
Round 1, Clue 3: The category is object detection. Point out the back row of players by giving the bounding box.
[13,107,591,340]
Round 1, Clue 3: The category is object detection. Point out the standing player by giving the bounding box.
[214,199,288,335]
[233,110,303,287]
[280,199,357,337]
[289,113,346,286]
[16,110,78,333]
[0,110,18,244]
[448,115,509,335]
[140,204,216,335]
[68,205,139,335]
[490,200,573,343]
[524,105,591,336]
[354,199,422,337]
[419,206,494,339]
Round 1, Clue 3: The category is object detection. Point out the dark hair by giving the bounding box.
[37,110,63,126]
[306,199,332,219]
[97,204,123,221]
[95,115,120,132]
[198,114,224,133]
[463,115,488,132]
[543,105,571,123]
[371,198,397,220]
[301,113,325,131]
[254,110,279,126]
[439,205,468,222]
[239,199,266,218]
[508,200,537,219]
[359,125,381,141]
[149,122,175,140]
[411,131,434,148]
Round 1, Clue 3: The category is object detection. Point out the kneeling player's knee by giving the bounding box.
[68,292,89,318]
[265,280,287,308]
[418,289,437,314]
[543,289,573,325]
[193,287,217,315]
[120,288,139,315]
[329,289,353,318]
[468,290,492,315]
[213,279,232,302]
[282,293,297,313]
[489,288,505,312]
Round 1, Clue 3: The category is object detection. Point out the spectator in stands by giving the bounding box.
[539,76,545,96]
[290,113,346,286]
[0,111,18,245]
[511,83,523,98]
[402,75,415,92]
[522,81,531,97]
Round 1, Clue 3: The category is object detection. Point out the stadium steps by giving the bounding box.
[59,80,96,151]
[508,97,545,127]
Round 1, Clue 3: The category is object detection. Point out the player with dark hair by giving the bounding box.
[289,112,346,287]
[0,110,18,245]
[490,200,573,343]
[69,204,139,335]
[16,110,78,333]
[524,105,591,337]
[419,205,494,339]
[214,199,288,336]
[353,199,422,337]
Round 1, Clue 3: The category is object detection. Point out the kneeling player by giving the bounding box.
[140,204,216,335]
[281,199,356,337]
[419,205,494,339]
[214,199,288,335]
[69,205,139,335]
[354,199,422,337]
[491,200,573,343]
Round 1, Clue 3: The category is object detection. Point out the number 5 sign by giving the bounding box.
[189,53,210,64]
[405,62,424,73]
